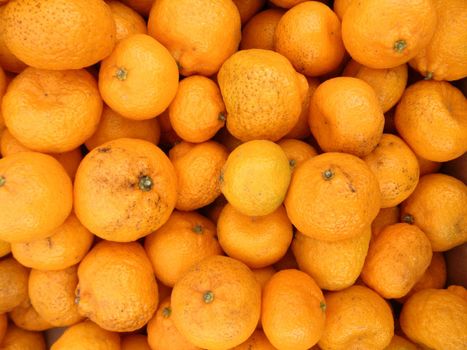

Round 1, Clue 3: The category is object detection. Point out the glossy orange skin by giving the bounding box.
[51,320,120,350]
[231,329,277,350]
[75,138,177,242]
[233,0,266,24]
[3,0,116,70]
[399,252,447,303]
[371,206,400,239]
[218,204,293,268]
[77,241,158,332]
[363,134,420,208]
[262,269,325,350]
[2,68,102,153]
[362,223,432,299]
[169,141,228,211]
[285,77,319,140]
[218,49,303,142]
[0,152,73,243]
[171,255,261,349]
[0,325,46,350]
[400,288,467,350]
[107,0,147,42]
[309,77,384,157]
[29,266,83,327]
[11,213,93,271]
[293,227,371,291]
[275,1,345,77]
[278,139,318,171]
[99,34,179,120]
[240,9,284,51]
[8,297,52,331]
[342,0,437,69]
[221,140,291,217]
[121,334,151,350]
[85,105,160,151]
[147,297,201,350]
[410,0,467,81]
[0,257,28,313]
[343,60,407,113]
[144,210,222,287]
[395,80,467,162]
[319,285,394,350]
[0,6,27,73]
[148,0,241,76]
[169,76,225,143]
[401,174,467,252]
[285,152,381,241]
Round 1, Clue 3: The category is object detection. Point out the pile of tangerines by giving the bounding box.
[0,0,466,349]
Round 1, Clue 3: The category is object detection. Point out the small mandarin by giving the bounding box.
[400,288,467,350]
[107,0,147,42]
[147,297,200,350]
[11,213,93,271]
[171,256,261,349]
[274,1,345,77]
[293,227,371,291]
[309,77,384,157]
[99,34,179,120]
[28,266,83,327]
[319,285,394,350]
[285,152,381,241]
[362,223,433,299]
[2,68,102,153]
[77,241,158,332]
[169,141,228,211]
[221,140,291,217]
[240,9,285,51]
[0,152,73,243]
[262,269,325,350]
[0,257,28,313]
[217,204,293,268]
[169,76,226,143]
[401,174,467,251]
[144,210,222,287]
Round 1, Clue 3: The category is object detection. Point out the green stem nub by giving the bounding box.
[393,40,407,53]
[0,176,5,187]
[402,214,415,225]
[424,72,433,80]
[115,67,128,81]
[289,159,297,169]
[322,169,334,181]
[139,175,153,192]
[320,301,327,312]
[162,307,172,318]
[203,291,214,304]
[218,112,226,122]
[192,225,203,234]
